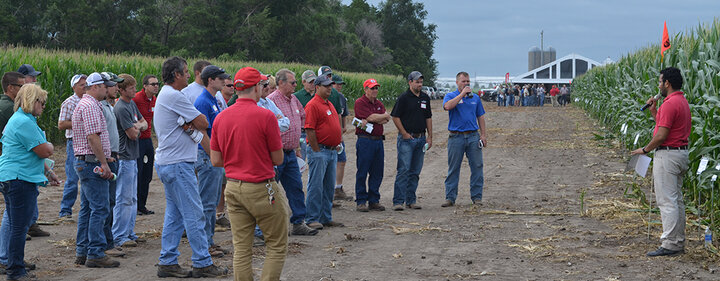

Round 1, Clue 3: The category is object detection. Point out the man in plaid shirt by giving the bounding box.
[267,69,318,236]
[58,74,87,219]
[72,72,120,268]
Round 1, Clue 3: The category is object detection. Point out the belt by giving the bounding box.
[408,132,425,138]
[227,178,275,184]
[357,134,385,140]
[319,144,339,150]
[76,153,117,163]
[283,149,296,153]
[449,130,476,135]
[656,145,688,150]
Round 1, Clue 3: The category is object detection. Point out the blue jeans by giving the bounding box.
[393,136,425,205]
[103,161,118,250]
[195,149,224,246]
[506,95,514,106]
[276,150,307,224]
[75,159,110,259]
[355,137,383,205]
[0,180,37,279]
[497,96,504,106]
[444,132,484,203]
[112,159,138,246]
[59,139,80,217]
[0,207,38,265]
[539,93,545,106]
[155,162,212,268]
[305,148,336,224]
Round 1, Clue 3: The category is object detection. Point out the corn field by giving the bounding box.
[0,45,407,142]
[573,19,720,230]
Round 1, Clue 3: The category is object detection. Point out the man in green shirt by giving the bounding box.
[294,69,342,114]
[0,72,26,137]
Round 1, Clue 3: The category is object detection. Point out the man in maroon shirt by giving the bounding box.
[132,75,159,215]
[632,67,691,257]
[353,79,391,212]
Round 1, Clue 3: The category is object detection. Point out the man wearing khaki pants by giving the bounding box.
[211,67,288,280]
[632,67,691,257]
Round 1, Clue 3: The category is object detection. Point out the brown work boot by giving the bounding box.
[105,247,125,257]
[215,214,231,228]
[121,240,138,247]
[85,256,120,268]
[392,204,404,211]
[441,200,455,207]
[191,264,229,278]
[334,187,353,201]
[407,203,422,209]
[27,223,50,237]
[368,203,385,211]
[332,201,341,208]
[356,204,369,212]
[157,264,192,278]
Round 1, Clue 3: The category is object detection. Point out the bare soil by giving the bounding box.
[8,100,719,280]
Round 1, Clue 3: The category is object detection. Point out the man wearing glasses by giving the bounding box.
[0,72,26,145]
[132,75,159,216]
[193,65,230,258]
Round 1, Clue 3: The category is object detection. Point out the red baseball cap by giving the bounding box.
[363,78,379,88]
[233,67,267,91]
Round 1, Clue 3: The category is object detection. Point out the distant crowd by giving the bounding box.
[0,60,488,280]
[495,84,570,107]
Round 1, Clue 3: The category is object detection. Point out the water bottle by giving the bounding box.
[422,143,429,152]
[299,137,306,144]
[705,227,713,249]
[93,166,117,181]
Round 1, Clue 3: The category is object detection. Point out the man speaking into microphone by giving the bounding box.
[631,67,691,257]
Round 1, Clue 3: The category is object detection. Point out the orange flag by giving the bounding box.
[661,21,671,58]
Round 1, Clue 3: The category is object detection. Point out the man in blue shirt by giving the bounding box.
[441,71,487,207]
[193,65,230,258]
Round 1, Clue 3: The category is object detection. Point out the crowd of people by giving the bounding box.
[0,60,488,280]
[495,84,570,107]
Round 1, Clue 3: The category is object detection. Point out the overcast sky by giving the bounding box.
[344,0,720,79]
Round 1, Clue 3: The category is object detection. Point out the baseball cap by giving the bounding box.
[200,65,230,80]
[314,75,334,86]
[17,64,41,77]
[301,70,316,83]
[318,66,332,76]
[407,71,423,81]
[331,74,344,85]
[101,72,124,83]
[233,67,267,91]
[363,78,380,88]
[86,72,116,87]
[70,74,87,88]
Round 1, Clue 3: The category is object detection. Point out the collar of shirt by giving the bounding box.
[663,91,684,102]
[236,98,257,106]
[0,94,12,102]
[17,108,36,122]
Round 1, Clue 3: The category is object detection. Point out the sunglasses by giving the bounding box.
[225,84,234,88]
[10,83,23,87]
[289,81,297,85]
[36,99,46,106]
[370,86,379,90]
[147,82,160,86]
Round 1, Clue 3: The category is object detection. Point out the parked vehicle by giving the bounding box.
[479,88,497,102]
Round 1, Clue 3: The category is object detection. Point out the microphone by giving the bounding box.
[640,93,662,111]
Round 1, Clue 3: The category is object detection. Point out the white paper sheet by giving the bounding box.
[626,154,652,177]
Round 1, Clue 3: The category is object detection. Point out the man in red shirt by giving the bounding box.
[549,85,560,107]
[632,67,691,257]
[353,79,391,212]
[132,75,159,215]
[210,67,288,280]
[304,75,344,229]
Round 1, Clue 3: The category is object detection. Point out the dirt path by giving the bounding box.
[11,100,719,280]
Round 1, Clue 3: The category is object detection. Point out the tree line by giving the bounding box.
[0,0,438,82]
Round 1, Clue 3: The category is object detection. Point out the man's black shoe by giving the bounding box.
[646,247,684,257]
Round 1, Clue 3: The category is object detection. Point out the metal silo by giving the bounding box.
[528,46,541,71]
[543,46,556,66]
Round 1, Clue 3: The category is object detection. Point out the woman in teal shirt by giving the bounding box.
[0,84,59,280]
